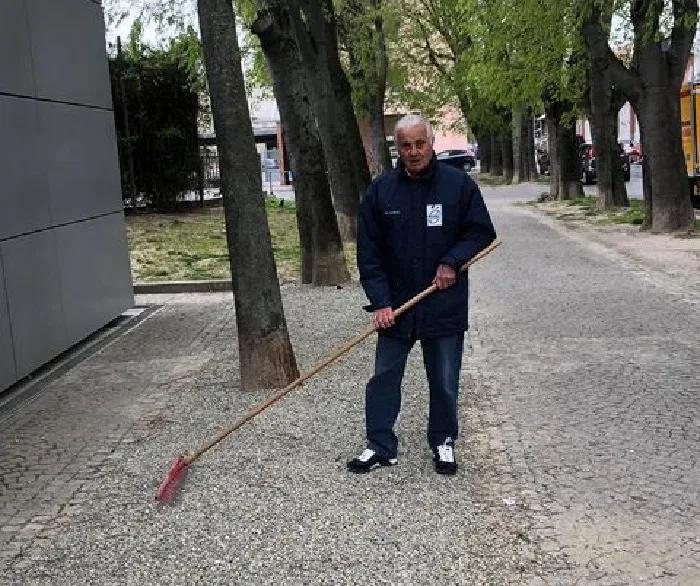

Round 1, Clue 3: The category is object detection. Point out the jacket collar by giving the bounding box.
[397,153,438,182]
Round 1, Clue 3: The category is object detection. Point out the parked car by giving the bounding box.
[622,141,643,164]
[436,149,476,172]
[579,142,631,184]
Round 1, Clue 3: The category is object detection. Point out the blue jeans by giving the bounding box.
[365,333,465,458]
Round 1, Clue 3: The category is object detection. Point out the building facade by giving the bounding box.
[1,0,133,392]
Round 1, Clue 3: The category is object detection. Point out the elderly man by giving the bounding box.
[347,114,496,475]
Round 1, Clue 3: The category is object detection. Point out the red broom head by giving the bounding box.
[155,454,191,503]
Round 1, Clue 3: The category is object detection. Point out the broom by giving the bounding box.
[155,239,501,501]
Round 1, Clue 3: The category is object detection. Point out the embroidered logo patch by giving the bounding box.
[426,204,442,227]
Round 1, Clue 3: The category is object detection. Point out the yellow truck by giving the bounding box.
[680,81,700,204]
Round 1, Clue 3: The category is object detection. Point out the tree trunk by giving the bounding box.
[610,133,627,204]
[520,110,531,181]
[253,8,350,286]
[295,175,314,284]
[557,118,583,200]
[366,0,392,176]
[478,131,491,173]
[291,0,371,241]
[512,107,523,184]
[502,132,513,184]
[197,0,299,389]
[641,123,653,231]
[491,133,503,176]
[367,100,392,176]
[592,104,629,209]
[546,99,582,200]
[635,88,695,232]
[546,113,560,199]
[588,58,629,208]
[527,111,538,180]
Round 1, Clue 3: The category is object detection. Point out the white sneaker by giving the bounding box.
[433,437,457,475]
[347,448,398,473]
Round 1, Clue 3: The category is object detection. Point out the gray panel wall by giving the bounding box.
[0,96,51,240]
[56,214,133,347]
[41,101,123,225]
[0,1,36,96]
[0,0,133,392]
[0,253,17,391]
[0,231,68,379]
[26,0,113,108]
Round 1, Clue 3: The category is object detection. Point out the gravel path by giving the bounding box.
[1,291,546,584]
[2,182,697,584]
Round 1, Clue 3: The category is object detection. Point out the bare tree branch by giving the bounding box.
[582,7,642,104]
[630,0,662,69]
[414,14,453,78]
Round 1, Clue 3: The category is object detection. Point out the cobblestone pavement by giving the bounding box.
[472,184,699,584]
[1,182,698,584]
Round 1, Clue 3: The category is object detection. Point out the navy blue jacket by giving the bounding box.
[357,157,496,339]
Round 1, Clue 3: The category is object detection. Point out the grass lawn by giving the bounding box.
[125,199,357,282]
[563,196,646,225]
[526,195,700,231]
[475,173,550,186]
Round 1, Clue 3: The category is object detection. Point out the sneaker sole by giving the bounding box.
[434,462,457,475]
[347,459,398,474]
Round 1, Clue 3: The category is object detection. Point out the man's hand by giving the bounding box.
[372,307,395,329]
[433,263,457,289]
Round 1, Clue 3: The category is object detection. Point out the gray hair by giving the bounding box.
[394,114,434,142]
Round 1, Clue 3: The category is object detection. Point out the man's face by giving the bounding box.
[396,124,434,175]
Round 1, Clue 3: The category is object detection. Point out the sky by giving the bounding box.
[105,14,195,52]
[103,0,200,52]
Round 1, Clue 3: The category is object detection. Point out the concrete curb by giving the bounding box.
[133,280,233,294]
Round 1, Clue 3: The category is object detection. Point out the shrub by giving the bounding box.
[110,25,202,210]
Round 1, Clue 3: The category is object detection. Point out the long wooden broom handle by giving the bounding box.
[188,239,502,462]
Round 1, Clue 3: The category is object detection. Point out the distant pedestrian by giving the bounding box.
[347,114,497,475]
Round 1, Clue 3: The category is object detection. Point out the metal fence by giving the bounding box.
[198,150,280,190]
[201,148,220,189]
[123,149,290,207]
